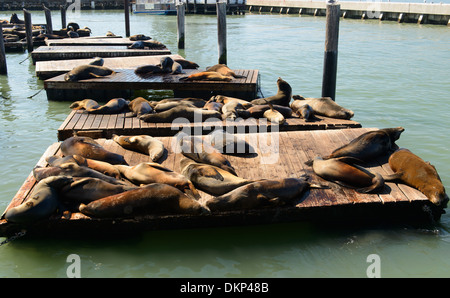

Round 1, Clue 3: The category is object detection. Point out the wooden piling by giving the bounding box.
[43,5,53,35]
[0,24,7,75]
[321,0,340,101]
[217,0,227,65]
[124,0,130,37]
[23,9,34,53]
[177,2,185,49]
[60,5,67,29]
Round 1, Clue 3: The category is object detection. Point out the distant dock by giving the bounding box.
[247,0,450,25]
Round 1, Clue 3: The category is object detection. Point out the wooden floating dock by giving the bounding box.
[44,37,136,47]
[31,45,172,64]
[56,109,362,141]
[0,128,439,238]
[44,69,260,101]
[36,54,185,80]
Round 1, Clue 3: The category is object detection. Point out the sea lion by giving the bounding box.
[115,162,201,200]
[174,59,199,69]
[4,176,73,224]
[67,22,80,31]
[205,64,246,78]
[212,95,252,109]
[87,98,129,114]
[179,71,232,82]
[64,65,115,82]
[79,183,208,218]
[139,106,221,123]
[150,97,206,108]
[61,135,127,165]
[245,104,292,119]
[160,56,174,73]
[206,176,322,212]
[153,101,198,113]
[263,103,286,124]
[128,97,153,117]
[128,40,165,49]
[305,157,385,193]
[10,13,25,24]
[61,177,136,204]
[46,155,122,179]
[88,57,104,66]
[171,61,183,74]
[129,34,151,41]
[67,30,79,38]
[179,136,237,175]
[112,134,165,162]
[386,149,449,208]
[209,130,255,155]
[291,96,354,120]
[134,64,165,75]
[221,100,248,120]
[322,127,405,162]
[290,101,315,121]
[250,77,292,106]
[106,31,116,37]
[69,99,100,112]
[203,99,223,112]
[180,157,252,196]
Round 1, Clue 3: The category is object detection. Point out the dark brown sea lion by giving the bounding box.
[10,13,25,24]
[290,101,315,121]
[306,157,385,193]
[250,77,292,106]
[205,64,246,78]
[69,99,100,112]
[134,64,165,75]
[291,96,354,120]
[112,134,165,162]
[205,176,323,212]
[386,149,449,208]
[79,183,209,218]
[61,177,136,204]
[87,98,129,114]
[174,59,199,69]
[179,136,237,175]
[61,135,127,165]
[180,157,251,196]
[322,127,405,162]
[46,155,121,179]
[139,106,221,123]
[64,65,116,82]
[129,34,151,41]
[179,71,232,82]
[128,97,153,117]
[115,162,201,200]
[4,176,73,224]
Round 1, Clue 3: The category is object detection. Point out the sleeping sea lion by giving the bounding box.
[209,130,255,155]
[134,64,165,75]
[150,97,206,108]
[290,101,315,121]
[153,101,198,113]
[129,34,151,41]
[179,71,232,82]
[263,102,286,124]
[203,99,223,112]
[291,96,354,120]
[69,99,100,112]
[79,183,209,218]
[250,77,292,106]
[174,59,199,69]
[245,104,292,119]
[61,135,127,165]
[115,162,201,200]
[64,65,115,82]
[46,155,121,179]
[385,149,449,208]
[322,127,405,162]
[212,95,252,109]
[87,98,129,114]
[305,157,385,193]
[139,106,221,123]
[180,157,251,196]
[206,176,323,212]
[112,134,165,162]
[206,64,246,78]
[4,176,73,224]
[128,97,153,117]
[221,100,247,120]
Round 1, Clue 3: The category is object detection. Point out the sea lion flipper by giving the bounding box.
[382,172,402,182]
[196,167,224,181]
[335,156,366,165]
[88,72,103,78]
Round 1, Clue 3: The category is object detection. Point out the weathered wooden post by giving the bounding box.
[61,5,67,29]
[43,5,53,35]
[321,0,340,101]
[124,0,130,37]
[177,1,186,49]
[23,9,34,53]
[0,23,7,75]
[216,0,227,65]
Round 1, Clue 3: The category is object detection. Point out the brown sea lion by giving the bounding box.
[115,162,201,200]
[139,106,221,123]
[305,157,385,193]
[203,99,223,112]
[221,100,248,120]
[129,34,151,41]
[149,97,206,108]
[179,71,232,82]
[291,96,354,120]
[112,134,165,162]
[209,130,255,155]
[180,157,251,196]
[205,64,246,78]
[87,98,129,114]
[250,77,292,106]
[128,97,153,117]
[153,101,198,113]
[79,183,209,218]
[211,95,252,109]
[179,136,237,175]
[64,65,115,82]
[386,149,449,208]
[290,101,315,121]
[4,176,73,224]
[205,176,323,212]
[322,127,405,162]
[61,177,136,204]
[69,99,100,112]
[174,59,199,69]
[46,155,121,179]
[263,103,286,124]
[245,104,292,119]
[134,64,165,75]
[60,135,127,165]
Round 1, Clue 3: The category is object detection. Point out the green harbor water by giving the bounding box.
[0,9,449,278]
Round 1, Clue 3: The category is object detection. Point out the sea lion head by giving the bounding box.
[160,57,174,72]
[64,72,77,82]
[425,185,449,208]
